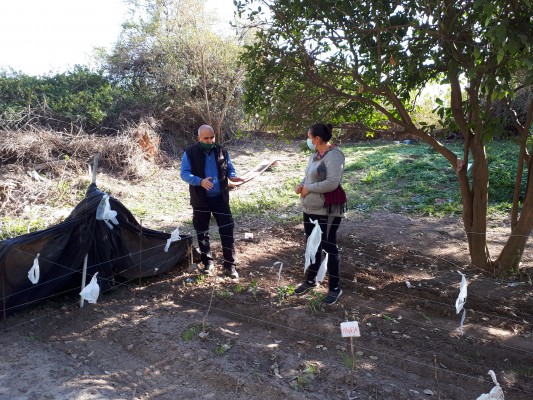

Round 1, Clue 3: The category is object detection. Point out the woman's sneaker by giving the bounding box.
[294,281,317,295]
[322,289,342,305]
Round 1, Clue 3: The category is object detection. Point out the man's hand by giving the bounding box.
[201,177,214,190]
[229,177,245,183]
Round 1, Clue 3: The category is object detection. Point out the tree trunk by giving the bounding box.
[495,160,533,271]
[463,142,492,270]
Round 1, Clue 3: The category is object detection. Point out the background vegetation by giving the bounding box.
[1,0,532,273]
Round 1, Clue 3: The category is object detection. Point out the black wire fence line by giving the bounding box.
[3,271,532,399]
[6,242,533,364]
[2,241,186,312]
[3,209,531,361]
[189,206,533,240]
[180,221,533,328]
[4,241,173,299]
[6,257,531,362]
[4,218,530,336]
[339,287,533,357]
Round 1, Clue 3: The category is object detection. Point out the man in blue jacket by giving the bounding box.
[181,125,244,278]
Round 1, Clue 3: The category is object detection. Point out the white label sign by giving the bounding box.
[340,321,361,337]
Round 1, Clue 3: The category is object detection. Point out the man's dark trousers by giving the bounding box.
[192,194,235,270]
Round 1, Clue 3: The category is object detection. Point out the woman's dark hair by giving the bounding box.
[309,123,333,142]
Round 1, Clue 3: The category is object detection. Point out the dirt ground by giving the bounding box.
[1,140,532,400]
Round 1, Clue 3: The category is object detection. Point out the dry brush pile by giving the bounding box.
[0,122,165,219]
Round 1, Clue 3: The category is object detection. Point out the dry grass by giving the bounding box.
[0,122,166,219]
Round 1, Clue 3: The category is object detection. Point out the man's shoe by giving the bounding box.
[223,266,239,279]
[322,289,342,305]
[294,281,317,296]
[201,264,214,275]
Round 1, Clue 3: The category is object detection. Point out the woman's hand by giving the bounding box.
[295,183,303,194]
[300,185,309,197]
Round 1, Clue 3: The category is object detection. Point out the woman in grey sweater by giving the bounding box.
[294,123,346,305]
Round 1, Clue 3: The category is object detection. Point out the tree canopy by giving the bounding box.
[103,0,245,141]
[237,0,533,272]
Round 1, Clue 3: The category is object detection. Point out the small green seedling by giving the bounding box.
[248,279,259,296]
[306,290,324,313]
[276,284,295,304]
[181,324,201,341]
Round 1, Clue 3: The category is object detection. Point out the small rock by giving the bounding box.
[423,389,435,396]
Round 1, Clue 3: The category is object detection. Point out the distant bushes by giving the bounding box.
[0,66,114,132]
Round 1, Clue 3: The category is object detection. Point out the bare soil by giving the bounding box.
[1,139,532,400]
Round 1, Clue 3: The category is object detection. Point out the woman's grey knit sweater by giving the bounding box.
[300,146,345,217]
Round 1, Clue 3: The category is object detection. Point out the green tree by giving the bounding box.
[237,0,533,273]
[103,0,245,141]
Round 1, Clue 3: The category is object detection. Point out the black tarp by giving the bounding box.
[0,183,191,316]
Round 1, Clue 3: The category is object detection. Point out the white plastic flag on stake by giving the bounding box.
[304,219,321,272]
[164,227,182,252]
[80,272,100,304]
[96,194,119,229]
[274,261,283,285]
[476,370,504,400]
[316,252,328,283]
[28,253,40,284]
[455,271,468,314]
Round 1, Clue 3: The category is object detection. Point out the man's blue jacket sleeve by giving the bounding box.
[180,152,203,186]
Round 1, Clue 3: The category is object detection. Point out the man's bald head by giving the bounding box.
[198,125,214,137]
[197,125,215,145]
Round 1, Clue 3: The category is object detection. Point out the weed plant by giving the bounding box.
[248,279,259,297]
[181,324,201,341]
[276,284,295,304]
[214,344,228,356]
[306,290,324,314]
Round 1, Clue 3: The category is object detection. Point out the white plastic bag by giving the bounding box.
[476,370,504,400]
[96,194,119,229]
[316,252,328,283]
[28,253,40,284]
[164,227,182,252]
[455,271,468,314]
[304,219,322,272]
[80,272,100,304]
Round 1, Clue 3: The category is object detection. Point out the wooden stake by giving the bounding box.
[350,337,355,392]
[139,219,143,286]
[2,260,7,329]
[91,153,100,184]
[80,254,88,308]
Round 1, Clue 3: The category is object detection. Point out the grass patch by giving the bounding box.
[0,216,49,240]
[231,177,301,219]
[342,140,522,217]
